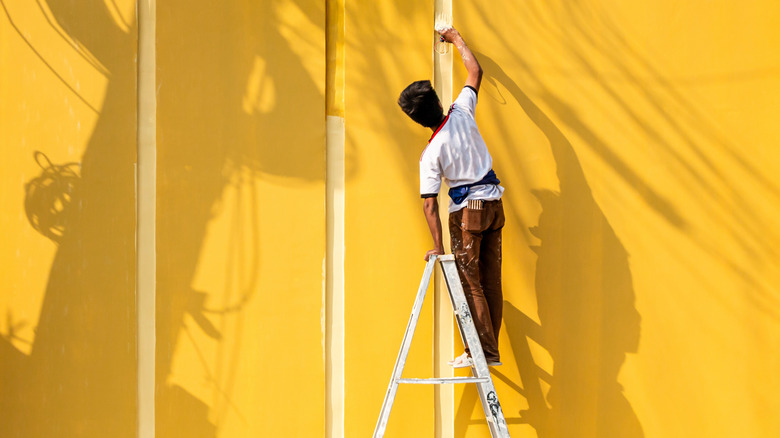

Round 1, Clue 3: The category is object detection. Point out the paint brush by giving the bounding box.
[434,10,453,53]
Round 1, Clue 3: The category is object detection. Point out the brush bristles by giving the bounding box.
[434,11,452,33]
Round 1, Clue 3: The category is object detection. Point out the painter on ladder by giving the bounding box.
[397,27,505,369]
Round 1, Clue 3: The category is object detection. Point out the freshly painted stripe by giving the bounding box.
[326,1,346,437]
[137,1,156,437]
[326,114,346,438]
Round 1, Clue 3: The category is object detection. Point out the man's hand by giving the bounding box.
[438,27,461,44]
[425,247,445,261]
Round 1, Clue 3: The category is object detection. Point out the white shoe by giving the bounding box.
[448,352,472,368]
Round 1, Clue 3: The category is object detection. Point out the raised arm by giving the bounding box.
[438,28,483,93]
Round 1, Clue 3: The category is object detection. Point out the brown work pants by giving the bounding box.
[449,199,504,362]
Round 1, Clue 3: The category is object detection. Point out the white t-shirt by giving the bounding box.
[419,86,504,213]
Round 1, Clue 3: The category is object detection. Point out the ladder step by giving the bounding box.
[397,377,490,385]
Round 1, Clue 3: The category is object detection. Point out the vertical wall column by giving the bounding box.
[137,1,156,437]
[432,1,454,437]
[326,0,346,437]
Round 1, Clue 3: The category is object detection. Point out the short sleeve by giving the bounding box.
[452,86,477,117]
[420,148,441,197]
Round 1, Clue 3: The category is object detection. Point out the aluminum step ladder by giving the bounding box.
[373,254,510,437]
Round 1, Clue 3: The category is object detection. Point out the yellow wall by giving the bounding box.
[345,1,780,437]
[343,1,439,437]
[3,1,780,437]
[447,2,780,437]
[1,0,138,437]
[155,0,325,437]
[1,0,327,437]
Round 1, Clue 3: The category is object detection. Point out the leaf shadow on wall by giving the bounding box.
[454,55,643,438]
[495,0,780,315]
[1,1,326,437]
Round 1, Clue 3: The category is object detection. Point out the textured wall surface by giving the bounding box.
[448,2,780,437]
[345,1,780,437]
[1,0,139,436]
[2,1,779,437]
[344,1,438,437]
[155,1,325,437]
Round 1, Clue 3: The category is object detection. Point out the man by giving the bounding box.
[397,27,505,368]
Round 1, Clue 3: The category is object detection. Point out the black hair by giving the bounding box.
[397,80,444,128]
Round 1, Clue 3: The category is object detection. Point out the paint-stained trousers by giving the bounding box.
[448,199,504,362]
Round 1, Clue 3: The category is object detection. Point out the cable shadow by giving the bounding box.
[23,151,81,244]
[1,1,139,436]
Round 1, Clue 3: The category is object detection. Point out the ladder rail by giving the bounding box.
[440,258,510,437]
[372,256,438,438]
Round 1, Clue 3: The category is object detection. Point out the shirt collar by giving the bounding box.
[428,107,453,143]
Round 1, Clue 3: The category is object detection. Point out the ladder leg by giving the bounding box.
[440,258,511,438]
[373,256,438,438]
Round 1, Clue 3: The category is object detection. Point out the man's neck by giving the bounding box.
[430,114,447,133]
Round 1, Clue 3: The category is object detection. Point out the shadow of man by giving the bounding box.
[461,54,643,438]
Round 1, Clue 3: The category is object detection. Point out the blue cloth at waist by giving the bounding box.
[448,169,500,204]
